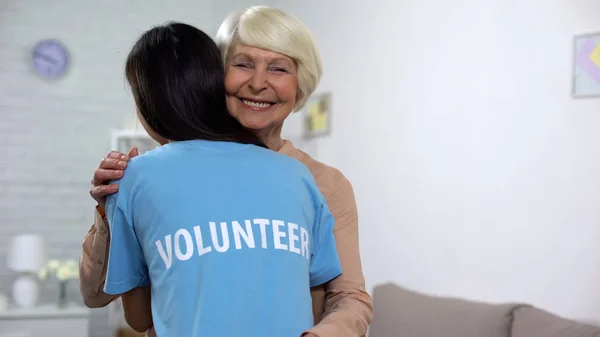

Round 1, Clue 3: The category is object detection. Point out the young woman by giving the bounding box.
[102,22,341,337]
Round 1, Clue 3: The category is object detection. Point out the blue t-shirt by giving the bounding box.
[103,140,341,337]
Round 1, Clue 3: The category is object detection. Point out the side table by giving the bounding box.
[0,304,89,337]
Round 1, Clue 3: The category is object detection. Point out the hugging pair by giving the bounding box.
[80,6,372,337]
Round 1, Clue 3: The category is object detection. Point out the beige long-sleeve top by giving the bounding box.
[79,140,373,337]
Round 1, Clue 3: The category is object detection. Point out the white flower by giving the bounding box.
[47,259,61,271]
[56,265,70,281]
[38,267,49,280]
[63,260,79,280]
[38,259,79,281]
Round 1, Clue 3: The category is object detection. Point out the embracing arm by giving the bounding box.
[80,226,154,334]
[305,174,373,337]
[122,286,153,332]
[81,149,138,308]
[79,206,119,308]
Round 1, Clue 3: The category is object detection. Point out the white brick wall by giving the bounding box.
[0,1,272,336]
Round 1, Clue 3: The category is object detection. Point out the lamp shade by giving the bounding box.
[7,234,46,273]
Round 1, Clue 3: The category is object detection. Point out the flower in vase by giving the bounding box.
[38,259,79,308]
[38,259,79,281]
[38,259,61,280]
[56,261,78,281]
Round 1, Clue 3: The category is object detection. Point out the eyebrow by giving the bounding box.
[231,52,294,66]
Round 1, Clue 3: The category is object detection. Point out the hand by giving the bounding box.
[89,147,139,207]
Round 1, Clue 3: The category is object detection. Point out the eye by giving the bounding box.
[270,67,288,73]
[234,63,251,69]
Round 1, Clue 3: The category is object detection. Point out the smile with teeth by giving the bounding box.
[241,99,274,109]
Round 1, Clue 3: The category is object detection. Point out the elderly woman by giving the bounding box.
[79,6,373,337]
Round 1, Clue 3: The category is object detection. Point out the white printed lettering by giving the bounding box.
[155,219,310,269]
[210,221,230,253]
[300,227,309,259]
[156,235,173,269]
[253,219,270,249]
[174,229,194,261]
[288,222,301,254]
[193,225,212,256]
[272,220,287,250]
[232,220,255,249]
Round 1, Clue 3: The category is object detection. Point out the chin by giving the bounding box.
[241,121,271,132]
[234,115,270,130]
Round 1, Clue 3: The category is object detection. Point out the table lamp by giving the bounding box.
[7,234,46,309]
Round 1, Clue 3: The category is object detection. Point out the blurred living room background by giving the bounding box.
[1,0,600,336]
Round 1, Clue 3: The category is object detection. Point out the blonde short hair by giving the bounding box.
[215,6,322,111]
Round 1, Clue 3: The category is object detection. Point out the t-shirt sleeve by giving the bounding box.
[103,190,150,295]
[309,200,342,287]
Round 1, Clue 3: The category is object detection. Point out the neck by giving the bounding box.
[256,125,284,151]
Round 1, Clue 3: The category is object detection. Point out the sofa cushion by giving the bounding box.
[512,306,600,337]
[370,283,524,337]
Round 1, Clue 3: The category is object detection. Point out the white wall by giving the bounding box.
[277,0,600,324]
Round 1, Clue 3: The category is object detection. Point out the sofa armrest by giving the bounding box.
[512,306,600,337]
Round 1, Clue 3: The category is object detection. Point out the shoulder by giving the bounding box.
[280,144,355,208]
[250,145,315,178]
[106,149,165,218]
[125,146,167,171]
[289,148,358,234]
[108,147,167,201]
[119,145,178,182]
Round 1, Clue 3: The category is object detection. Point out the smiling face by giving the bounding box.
[224,45,298,140]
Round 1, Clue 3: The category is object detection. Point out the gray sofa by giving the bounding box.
[369,283,600,337]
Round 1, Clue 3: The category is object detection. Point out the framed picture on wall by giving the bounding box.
[572,32,600,98]
[301,92,332,139]
[110,129,159,155]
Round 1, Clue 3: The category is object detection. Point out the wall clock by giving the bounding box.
[31,39,70,79]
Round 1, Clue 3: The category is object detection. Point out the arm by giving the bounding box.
[103,191,152,329]
[103,193,150,294]
[79,206,119,308]
[308,202,342,288]
[80,148,139,307]
[122,286,153,332]
[304,174,373,337]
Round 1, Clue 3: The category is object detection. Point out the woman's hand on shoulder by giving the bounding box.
[89,147,138,207]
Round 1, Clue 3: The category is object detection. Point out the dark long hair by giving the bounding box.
[125,22,266,148]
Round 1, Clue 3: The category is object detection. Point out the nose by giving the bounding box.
[248,69,268,93]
